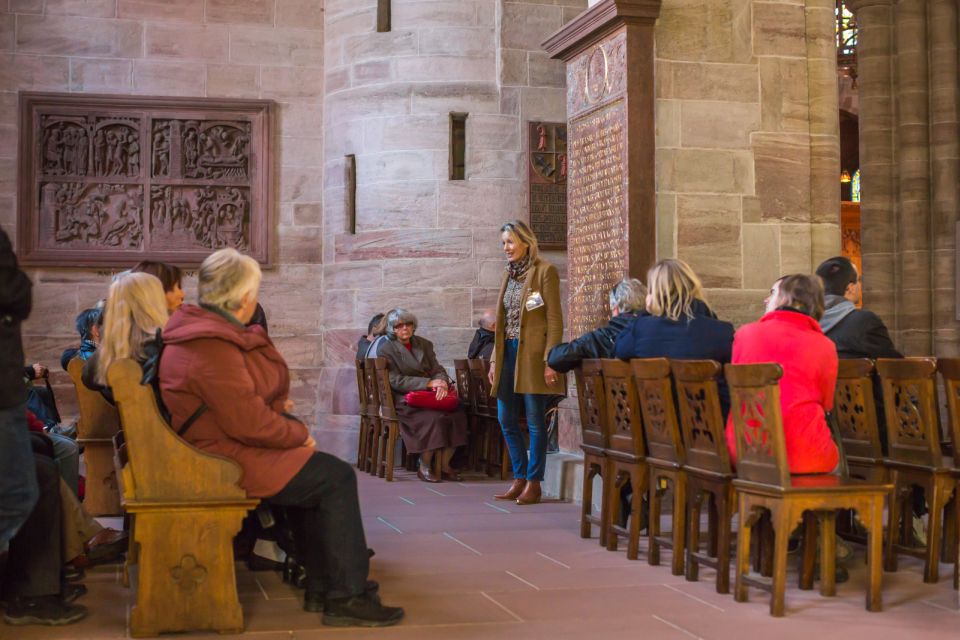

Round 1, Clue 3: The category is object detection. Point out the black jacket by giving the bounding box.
[821,307,902,360]
[0,229,32,409]
[547,312,643,373]
[82,334,163,407]
[467,328,495,360]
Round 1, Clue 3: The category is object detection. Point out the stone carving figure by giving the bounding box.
[110,131,129,176]
[103,200,140,247]
[44,125,64,174]
[184,128,199,171]
[93,129,107,176]
[153,128,170,176]
[75,129,89,176]
[127,134,140,177]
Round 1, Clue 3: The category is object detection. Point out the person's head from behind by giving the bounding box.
[500,220,539,264]
[96,272,169,384]
[198,248,262,325]
[768,274,825,321]
[478,309,496,332]
[608,278,647,317]
[367,313,385,339]
[646,259,708,321]
[815,256,860,305]
[386,308,418,344]
[132,260,184,312]
[75,307,103,344]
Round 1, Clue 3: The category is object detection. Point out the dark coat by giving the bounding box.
[547,312,643,373]
[467,328,495,360]
[81,335,162,408]
[356,336,372,361]
[821,305,902,360]
[378,335,450,400]
[0,228,32,409]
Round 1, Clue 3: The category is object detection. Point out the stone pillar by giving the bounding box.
[544,0,661,337]
[895,0,933,354]
[847,0,898,330]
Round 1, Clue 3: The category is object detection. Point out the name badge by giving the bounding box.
[525,291,545,311]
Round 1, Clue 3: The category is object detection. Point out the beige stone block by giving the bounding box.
[0,197,14,227]
[261,66,324,99]
[466,150,523,180]
[500,86,520,116]
[353,60,393,86]
[387,258,478,289]
[520,86,566,122]
[207,0,274,24]
[344,31,418,64]
[206,64,260,99]
[16,15,141,57]
[230,26,324,66]
[21,282,79,335]
[752,133,810,222]
[395,56,495,83]
[272,335,323,369]
[280,136,324,168]
[419,27,495,57]
[476,0,495,26]
[280,167,325,202]
[357,150,438,183]
[0,93,17,126]
[356,181,438,230]
[335,229,473,261]
[468,115,520,151]
[259,281,323,334]
[0,54,70,91]
[44,0,116,17]
[324,0,375,17]
[326,85,411,121]
[676,194,742,288]
[146,24,228,62]
[393,1,477,27]
[759,57,809,132]
[500,49,529,87]
[411,82,501,115]
[356,288,472,328]
[0,158,13,196]
[325,67,350,93]
[0,14,13,52]
[656,192,676,259]
[292,203,322,226]
[279,102,324,136]
[322,290,357,328]
[528,52,565,88]
[429,328,479,363]
[681,101,760,149]
[478,259,507,287]
[656,99,680,148]
[277,0,324,29]
[323,262,383,290]
[707,288,766,328]
[118,0,203,21]
[502,2,562,50]
[809,135,840,224]
[657,148,754,194]
[657,0,738,63]
[278,225,323,264]
[742,195,762,223]
[752,2,806,57]
[0,127,14,157]
[10,1,44,13]
[69,58,132,92]
[663,61,759,103]
[133,60,205,96]
[742,224,781,289]
[362,115,447,152]
[811,222,840,265]
[439,181,525,229]
[779,223,812,275]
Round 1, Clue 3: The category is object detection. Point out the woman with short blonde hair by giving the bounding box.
[646,258,710,321]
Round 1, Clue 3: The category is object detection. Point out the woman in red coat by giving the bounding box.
[159,248,403,628]
[724,274,839,474]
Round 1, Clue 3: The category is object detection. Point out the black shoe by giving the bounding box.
[304,580,380,613]
[3,596,88,626]
[60,583,87,604]
[322,591,403,627]
[62,565,84,582]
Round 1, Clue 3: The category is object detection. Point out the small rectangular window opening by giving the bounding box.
[345,154,357,234]
[449,113,467,181]
[376,0,391,32]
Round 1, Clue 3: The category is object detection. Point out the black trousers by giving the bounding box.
[266,452,369,599]
[2,454,62,598]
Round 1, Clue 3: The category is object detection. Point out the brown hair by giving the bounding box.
[132,260,182,294]
[775,274,825,320]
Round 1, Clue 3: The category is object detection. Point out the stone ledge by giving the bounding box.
[542,451,603,512]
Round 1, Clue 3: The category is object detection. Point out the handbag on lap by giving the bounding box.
[404,388,459,412]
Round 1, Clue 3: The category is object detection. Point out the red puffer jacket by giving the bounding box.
[159,305,312,498]
[724,310,840,475]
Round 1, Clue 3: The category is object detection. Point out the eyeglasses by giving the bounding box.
[394,322,413,330]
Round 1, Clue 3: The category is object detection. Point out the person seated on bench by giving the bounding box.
[467,309,496,360]
[158,248,403,628]
[60,307,102,372]
[132,260,184,314]
[357,313,384,361]
[379,308,469,484]
[82,273,167,407]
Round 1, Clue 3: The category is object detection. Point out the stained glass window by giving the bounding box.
[851,169,861,203]
[836,1,857,67]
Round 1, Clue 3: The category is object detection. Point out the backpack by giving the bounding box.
[27,376,62,430]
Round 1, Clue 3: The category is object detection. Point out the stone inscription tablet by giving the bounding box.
[567,99,627,337]
[528,122,568,249]
[18,92,274,267]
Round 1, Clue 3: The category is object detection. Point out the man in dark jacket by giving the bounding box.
[467,309,496,360]
[547,279,647,373]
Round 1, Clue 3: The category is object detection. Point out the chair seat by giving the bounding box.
[883,455,959,475]
[734,475,893,496]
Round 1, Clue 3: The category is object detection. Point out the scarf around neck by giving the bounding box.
[507,253,532,281]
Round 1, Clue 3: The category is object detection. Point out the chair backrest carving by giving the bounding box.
[877,358,942,468]
[355,358,367,415]
[467,358,497,417]
[725,363,789,487]
[630,358,684,464]
[361,357,381,421]
[936,358,960,467]
[600,359,646,460]
[454,359,471,410]
[67,357,121,440]
[671,360,731,474]
[834,359,883,460]
[574,359,608,453]
[370,357,398,421]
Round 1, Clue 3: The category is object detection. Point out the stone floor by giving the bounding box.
[7,471,960,639]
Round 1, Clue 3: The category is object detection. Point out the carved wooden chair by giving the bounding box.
[355,359,369,471]
[574,360,610,546]
[600,359,649,560]
[361,358,383,476]
[107,359,259,637]
[67,357,122,516]
[631,358,686,575]
[877,357,958,582]
[454,358,482,471]
[371,357,403,482]
[468,358,508,479]
[834,359,887,481]
[672,360,736,593]
[935,357,960,589]
[726,363,890,616]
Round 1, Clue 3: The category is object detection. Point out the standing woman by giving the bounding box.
[489,220,565,505]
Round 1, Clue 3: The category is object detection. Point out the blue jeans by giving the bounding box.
[0,403,38,552]
[497,339,550,482]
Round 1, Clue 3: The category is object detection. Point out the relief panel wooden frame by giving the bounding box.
[17,92,275,267]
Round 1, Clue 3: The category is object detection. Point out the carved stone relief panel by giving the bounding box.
[18,92,274,267]
[528,121,567,249]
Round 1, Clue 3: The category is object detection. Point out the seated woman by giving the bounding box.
[132,260,184,313]
[724,274,839,474]
[378,308,469,483]
[158,248,402,627]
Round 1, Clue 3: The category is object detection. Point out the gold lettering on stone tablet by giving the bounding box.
[567,100,627,337]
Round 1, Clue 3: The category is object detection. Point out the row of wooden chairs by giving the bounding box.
[574,357,960,617]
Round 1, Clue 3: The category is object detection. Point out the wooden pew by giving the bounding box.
[66,357,122,516]
[107,359,259,637]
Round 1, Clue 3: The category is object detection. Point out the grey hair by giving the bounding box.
[608,278,647,314]
[386,308,418,339]
[198,248,262,312]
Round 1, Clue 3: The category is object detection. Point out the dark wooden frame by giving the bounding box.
[18,92,275,267]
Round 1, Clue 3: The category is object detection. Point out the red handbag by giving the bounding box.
[404,388,459,412]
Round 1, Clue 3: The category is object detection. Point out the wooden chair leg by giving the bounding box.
[385,425,398,482]
[648,471,662,566]
[734,500,756,603]
[580,461,596,539]
[866,497,884,612]
[799,510,817,590]
[685,489,703,583]
[707,492,719,558]
[942,494,957,564]
[606,470,623,552]
[627,471,644,561]
[598,463,610,548]
[925,479,946,583]
[769,505,793,617]
[716,493,733,595]
[671,474,686,576]
[884,478,902,572]
[818,511,837,597]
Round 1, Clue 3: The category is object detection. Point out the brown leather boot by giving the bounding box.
[494,479,526,500]
[515,480,541,506]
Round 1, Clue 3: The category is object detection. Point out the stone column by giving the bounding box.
[847,0,898,332]
[544,0,661,337]
[895,0,933,355]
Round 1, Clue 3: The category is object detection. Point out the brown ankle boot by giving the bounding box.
[494,479,526,500]
[515,480,541,505]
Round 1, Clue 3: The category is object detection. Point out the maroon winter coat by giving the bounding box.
[724,310,840,475]
[159,305,312,498]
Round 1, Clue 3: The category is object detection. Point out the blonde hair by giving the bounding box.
[646,258,710,322]
[198,248,262,312]
[95,272,169,384]
[500,220,539,262]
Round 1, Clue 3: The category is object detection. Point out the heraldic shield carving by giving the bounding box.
[528,121,568,250]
